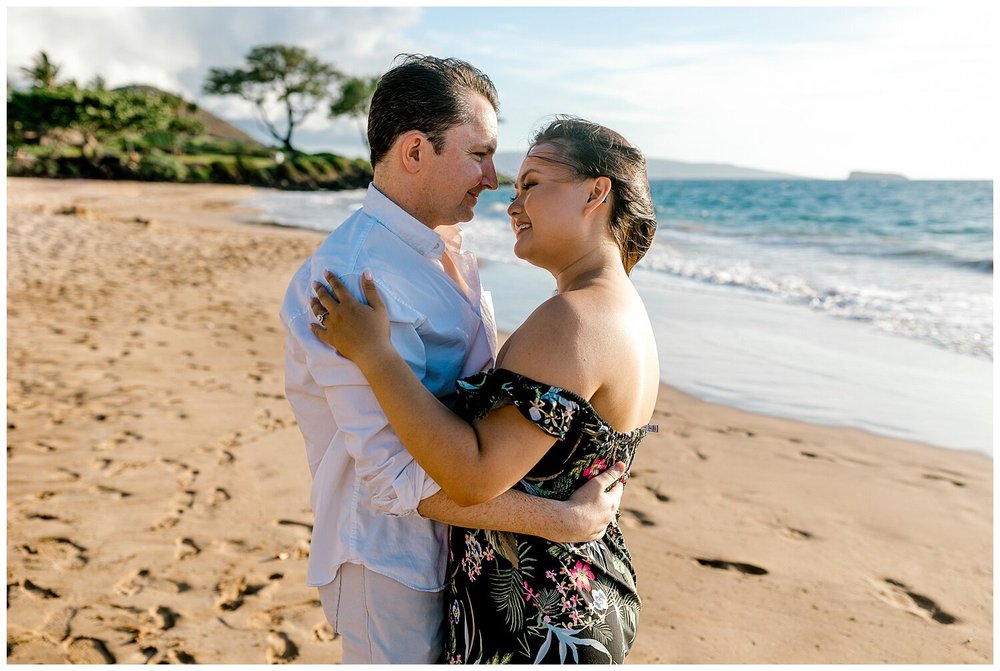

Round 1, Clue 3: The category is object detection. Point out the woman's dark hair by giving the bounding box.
[529,117,656,274]
[368,54,499,167]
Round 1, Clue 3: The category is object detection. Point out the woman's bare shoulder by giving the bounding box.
[495,294,598,396]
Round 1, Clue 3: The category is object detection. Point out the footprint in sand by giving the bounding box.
[209,487,231,507]
[149,515,181,531]
[799,450,836,462]
[782,526,814,540]
[716,426,756,438]
[314,621,338,642]
[266,631,300,664]
[22,579,60,600]
[255,408,288,433]
[19,537,88,570]
[36,606,78,643]
[922,473,966,488]
[214,574,268,612]
[275,519,314,534]
[158,457,199,487]
[175,537,201,560]
[644,485,670,503]
[695,558,769,576]
[115,569,190,597]
[872,577,957,625]
[619,508,657,527]
[64,636,116,664]
[55,467,80,481]
[172,489,197,510]
[143,605,179,631]
[115,569,150,597]
[165,647,197,664]
[89,484,132,499]
[91,457,113,471]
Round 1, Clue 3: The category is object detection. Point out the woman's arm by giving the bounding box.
[418,463,626,542]
[310,271,597,506]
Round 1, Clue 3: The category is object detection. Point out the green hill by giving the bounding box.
[114,84,266,147]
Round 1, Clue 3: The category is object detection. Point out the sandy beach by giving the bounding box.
[5,177,992,663]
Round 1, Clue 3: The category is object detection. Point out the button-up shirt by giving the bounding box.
[280,184,496,591]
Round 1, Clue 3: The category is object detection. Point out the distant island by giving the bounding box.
[494,152,807,181]
[848,171,908,181]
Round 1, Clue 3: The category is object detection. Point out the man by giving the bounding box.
[280,55,624,664]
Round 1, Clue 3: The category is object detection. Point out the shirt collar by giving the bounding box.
[363,183,462,259]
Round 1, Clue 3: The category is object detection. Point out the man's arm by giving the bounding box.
[295,271,443,516]
[418,463,627,543]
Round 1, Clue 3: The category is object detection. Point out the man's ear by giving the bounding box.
[583,176,613,216]
[398,131,428,175]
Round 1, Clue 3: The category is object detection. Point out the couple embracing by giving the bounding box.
[280,54,658,664]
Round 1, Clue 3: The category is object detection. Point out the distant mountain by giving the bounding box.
[848,171,908,181]
[493,151,807,181]
[114,84,266,147]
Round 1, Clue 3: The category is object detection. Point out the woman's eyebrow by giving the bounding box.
[515,168,540,188]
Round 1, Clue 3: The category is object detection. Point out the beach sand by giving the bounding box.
[5,177,992,663]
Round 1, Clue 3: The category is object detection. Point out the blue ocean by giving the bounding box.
[253,180,993,360]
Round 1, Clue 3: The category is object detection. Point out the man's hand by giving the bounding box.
[556,462,628,543]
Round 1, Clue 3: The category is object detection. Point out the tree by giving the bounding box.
[203,44,341,154]
[329,75,379,154]
[20,51,62,89]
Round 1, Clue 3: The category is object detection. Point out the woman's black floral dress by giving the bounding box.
[443,368,645,664]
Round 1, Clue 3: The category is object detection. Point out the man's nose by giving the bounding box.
[482,157,499,190]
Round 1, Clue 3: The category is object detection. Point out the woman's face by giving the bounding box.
[507,144,595,266]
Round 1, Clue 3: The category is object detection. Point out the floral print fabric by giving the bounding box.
[444,368,645,664]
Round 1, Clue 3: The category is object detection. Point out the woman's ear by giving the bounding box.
[584,176,613,216]
[398,131,427,174]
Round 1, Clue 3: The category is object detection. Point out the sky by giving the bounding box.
[5,4,997,180]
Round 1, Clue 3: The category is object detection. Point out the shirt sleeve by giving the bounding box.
[294,272,442,516]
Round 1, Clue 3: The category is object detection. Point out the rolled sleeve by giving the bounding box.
[323,380,441,516]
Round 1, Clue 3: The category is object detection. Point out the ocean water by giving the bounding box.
[247,180,993,452]
[250,180,992,360]
[472,180,993,360]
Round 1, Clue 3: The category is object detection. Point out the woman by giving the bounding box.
[310,117,659,663]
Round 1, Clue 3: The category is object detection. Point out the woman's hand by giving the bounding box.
[555,462,629,543]
[310,270,393,367]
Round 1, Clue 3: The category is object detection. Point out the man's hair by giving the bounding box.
[530,117,657,275]
[368,54,499,167]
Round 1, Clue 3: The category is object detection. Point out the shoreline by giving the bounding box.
[6,177,991,663]
[238,181,993,455]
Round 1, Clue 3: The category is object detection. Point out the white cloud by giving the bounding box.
[6,6,423,153]
[475,7,995,179]
[6,6,994,177]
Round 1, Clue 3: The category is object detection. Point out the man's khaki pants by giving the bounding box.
[318,563,444,663]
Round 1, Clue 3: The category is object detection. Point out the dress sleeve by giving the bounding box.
[457,369,582,440]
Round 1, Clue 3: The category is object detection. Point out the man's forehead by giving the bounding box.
[450,118,497,149]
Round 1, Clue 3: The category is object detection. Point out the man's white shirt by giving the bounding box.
[280,184,496,591]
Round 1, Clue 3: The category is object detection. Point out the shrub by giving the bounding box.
[138,150,189,181]
[209,159,241,183]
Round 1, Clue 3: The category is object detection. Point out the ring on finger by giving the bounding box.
[317,311,329,326]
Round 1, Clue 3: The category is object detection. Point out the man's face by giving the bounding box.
[420,93,499,228]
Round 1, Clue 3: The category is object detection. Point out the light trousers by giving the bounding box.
[318,563,444,664]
